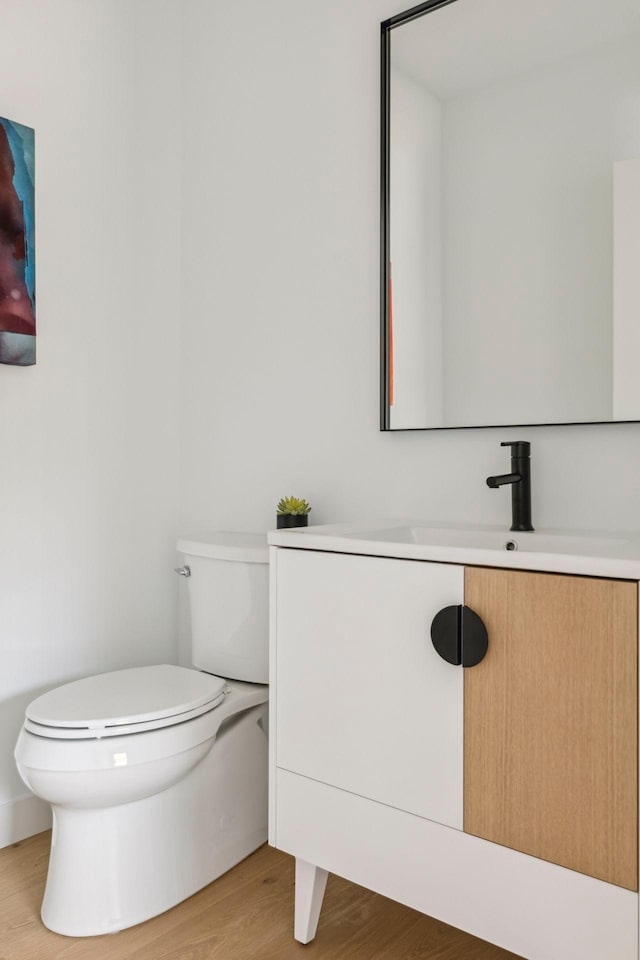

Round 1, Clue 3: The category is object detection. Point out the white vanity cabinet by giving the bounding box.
[269,542,639,960]
[274,548,464,828]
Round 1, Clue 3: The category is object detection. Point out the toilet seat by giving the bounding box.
[24,664,228,740]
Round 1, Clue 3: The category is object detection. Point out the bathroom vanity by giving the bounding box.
[268,523,640,960]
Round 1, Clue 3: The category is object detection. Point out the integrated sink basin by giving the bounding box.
[269,520,639,579]
[346,526,628,555]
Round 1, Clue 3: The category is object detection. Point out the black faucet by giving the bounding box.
[486,441,534,532]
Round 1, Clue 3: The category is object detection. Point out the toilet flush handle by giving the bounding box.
[174,566,191,577]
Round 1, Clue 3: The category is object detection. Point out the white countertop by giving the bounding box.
[268,519,640,580]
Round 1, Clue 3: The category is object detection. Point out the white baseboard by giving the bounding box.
[0,794,51,848]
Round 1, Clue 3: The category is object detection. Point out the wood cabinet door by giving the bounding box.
[274,548,464,828]
[464,566,638,890]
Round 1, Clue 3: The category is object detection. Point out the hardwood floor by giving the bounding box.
[0,832,521,960]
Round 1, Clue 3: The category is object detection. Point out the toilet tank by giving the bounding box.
[177,532,269,684]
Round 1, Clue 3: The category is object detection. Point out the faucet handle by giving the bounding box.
[500,441,530,457]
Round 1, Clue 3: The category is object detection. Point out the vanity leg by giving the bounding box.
[294,858,329,944]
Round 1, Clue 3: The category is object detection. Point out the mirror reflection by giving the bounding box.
[383,0,640,430]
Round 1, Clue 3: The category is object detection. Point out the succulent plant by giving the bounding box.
[277,496,312,516]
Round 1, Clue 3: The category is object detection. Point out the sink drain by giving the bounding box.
[504,540,518,551]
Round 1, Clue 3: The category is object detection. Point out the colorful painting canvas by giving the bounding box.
[0,117,35,366]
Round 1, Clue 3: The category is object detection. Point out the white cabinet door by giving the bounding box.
[274,548,464,829]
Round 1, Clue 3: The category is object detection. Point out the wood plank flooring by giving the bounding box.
[0,832,521,960]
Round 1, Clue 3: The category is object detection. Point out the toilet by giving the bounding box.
[14,532,269,938]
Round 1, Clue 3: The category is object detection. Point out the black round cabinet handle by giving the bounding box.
[431,605,488,668]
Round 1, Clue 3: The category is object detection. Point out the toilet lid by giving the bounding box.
[25,665,228,739]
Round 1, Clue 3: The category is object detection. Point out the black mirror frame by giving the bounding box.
[379,0,640,432]
[380,0,457,432]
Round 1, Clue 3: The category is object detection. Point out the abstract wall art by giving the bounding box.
[0,116,35,366]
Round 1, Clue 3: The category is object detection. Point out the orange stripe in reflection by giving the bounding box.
[389,264,394,406]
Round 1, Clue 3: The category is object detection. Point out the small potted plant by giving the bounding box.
[276,496,311,529]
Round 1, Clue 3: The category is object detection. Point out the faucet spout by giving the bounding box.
[486,473,521,489]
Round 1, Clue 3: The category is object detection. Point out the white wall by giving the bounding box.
[180,0,640,569]
[0,0,181,844]
[4,0,640,846]
[389,67,443,428]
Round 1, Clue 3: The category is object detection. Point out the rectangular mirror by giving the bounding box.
[381,0,640,430]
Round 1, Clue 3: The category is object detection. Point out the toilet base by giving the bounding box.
[40,702,268,937]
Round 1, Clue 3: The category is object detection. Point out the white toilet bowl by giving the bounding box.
[15,664,268,937]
